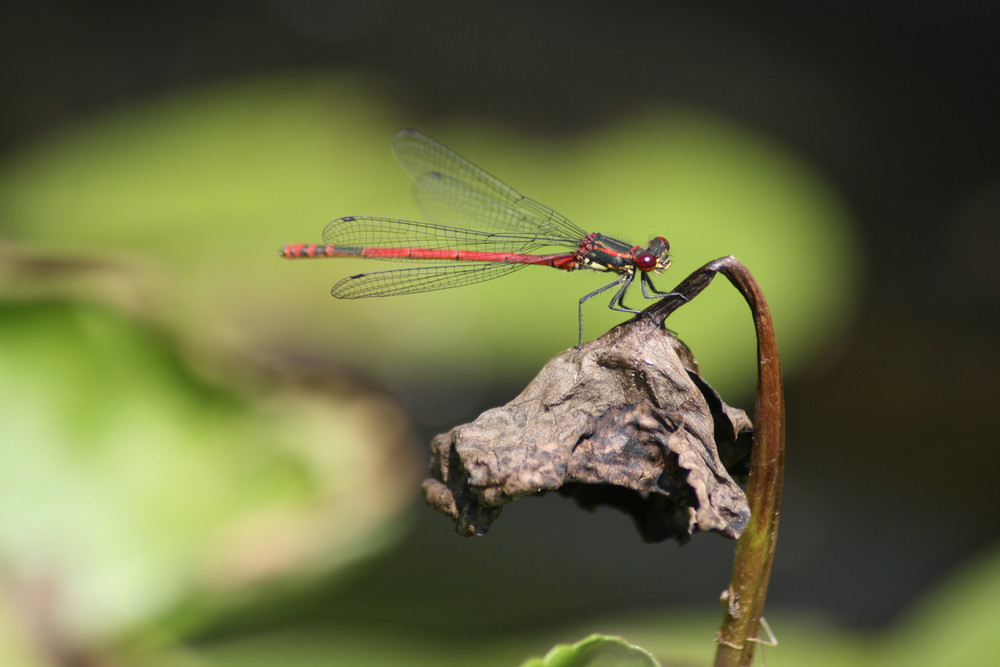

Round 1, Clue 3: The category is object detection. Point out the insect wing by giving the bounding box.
[392,129,588,242]
[331,261,528,298]
[321,216,556,261]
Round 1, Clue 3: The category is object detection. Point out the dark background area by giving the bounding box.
[3,0,998,636]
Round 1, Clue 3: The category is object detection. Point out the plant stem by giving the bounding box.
[647,256,786,667]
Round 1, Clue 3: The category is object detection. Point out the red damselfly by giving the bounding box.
[281,129,675,346]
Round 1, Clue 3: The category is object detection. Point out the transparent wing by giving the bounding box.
[331,262,529,298]
[392,129,589,240]
[322,216,575,261]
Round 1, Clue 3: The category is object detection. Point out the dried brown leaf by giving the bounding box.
[423,316,752,543]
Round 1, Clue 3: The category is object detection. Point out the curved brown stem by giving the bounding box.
[647,256,786,667]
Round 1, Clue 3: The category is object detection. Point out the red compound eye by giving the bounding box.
[635,253,658,271]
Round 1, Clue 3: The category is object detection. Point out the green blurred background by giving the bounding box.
[1,2,998,666]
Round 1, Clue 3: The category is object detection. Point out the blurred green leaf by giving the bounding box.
[876,543,1000,667]
[0,299,417,653]
[521,634,661,667]
[0,74,859,393]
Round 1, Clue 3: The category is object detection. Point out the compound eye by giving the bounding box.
[635,253,658,271]
[655,236,670,251]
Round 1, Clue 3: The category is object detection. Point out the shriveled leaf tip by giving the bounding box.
[423,317,752,543]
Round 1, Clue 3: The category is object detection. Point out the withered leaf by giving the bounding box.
[423,316,753,543]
